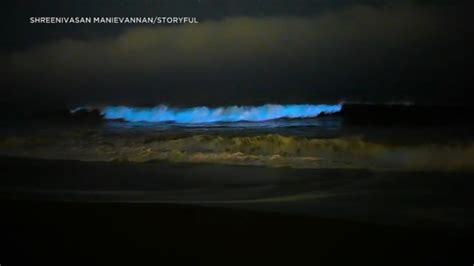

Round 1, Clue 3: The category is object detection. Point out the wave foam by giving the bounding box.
[93,104,342,123]
[3,134,474,171]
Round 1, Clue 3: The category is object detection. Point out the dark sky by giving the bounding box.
[1,0,473,110]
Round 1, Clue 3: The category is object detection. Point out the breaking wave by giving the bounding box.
[72,104,342,123]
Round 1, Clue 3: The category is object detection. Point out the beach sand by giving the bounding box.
[1,156,473,265]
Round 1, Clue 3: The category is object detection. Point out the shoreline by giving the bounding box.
[1,155,473,264]
[2,155,474,230]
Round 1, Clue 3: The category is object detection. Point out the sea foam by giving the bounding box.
[91,104,343,123]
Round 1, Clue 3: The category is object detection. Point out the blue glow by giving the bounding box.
[92,104,342,123]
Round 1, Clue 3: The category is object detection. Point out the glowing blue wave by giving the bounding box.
[75,104,342,123]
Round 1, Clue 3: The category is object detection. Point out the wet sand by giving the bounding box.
[1,156,473,265]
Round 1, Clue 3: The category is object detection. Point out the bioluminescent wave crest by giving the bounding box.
[73,104,342,123]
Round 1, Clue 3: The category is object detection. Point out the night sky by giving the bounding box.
[2,0,473,112]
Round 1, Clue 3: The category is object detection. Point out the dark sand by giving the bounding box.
[1,156,473,265]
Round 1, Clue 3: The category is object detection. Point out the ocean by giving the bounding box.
[1,103,474,230]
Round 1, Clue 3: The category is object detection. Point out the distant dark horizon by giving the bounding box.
[2,0,473,112]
